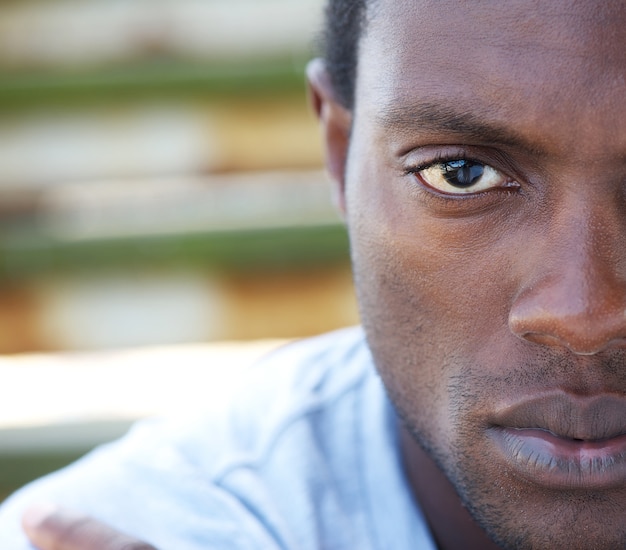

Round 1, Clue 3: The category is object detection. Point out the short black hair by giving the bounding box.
[323,0,369,109]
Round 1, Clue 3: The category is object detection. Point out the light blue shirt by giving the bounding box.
[0,327,436,549]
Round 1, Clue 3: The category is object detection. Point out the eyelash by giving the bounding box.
[404,152,477,177]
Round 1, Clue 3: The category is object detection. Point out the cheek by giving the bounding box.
[345,156,523,437]
[348,163,516,357]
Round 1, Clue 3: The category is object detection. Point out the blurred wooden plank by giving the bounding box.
[0,224,350,279]
[0,62,309,108]
[0,0,323,71]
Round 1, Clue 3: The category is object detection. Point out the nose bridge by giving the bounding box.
[509,189,626,355]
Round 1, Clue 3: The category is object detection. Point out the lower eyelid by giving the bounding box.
[408,170,520,197]
[409,184,523,221]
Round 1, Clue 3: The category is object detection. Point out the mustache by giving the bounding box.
[450,347,626,388]
[447,349,626,423]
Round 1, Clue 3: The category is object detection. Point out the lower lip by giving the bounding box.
[488,427,626,489]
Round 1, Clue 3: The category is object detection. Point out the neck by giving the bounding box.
[399,426,501,550]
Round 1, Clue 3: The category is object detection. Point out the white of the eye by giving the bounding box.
[419,163,506,194]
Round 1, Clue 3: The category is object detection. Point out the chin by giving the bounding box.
[465,485,626,550]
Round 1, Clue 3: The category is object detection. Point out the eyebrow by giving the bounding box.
[377,101,544,156]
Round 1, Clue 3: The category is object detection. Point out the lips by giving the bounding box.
[487,393,626,489]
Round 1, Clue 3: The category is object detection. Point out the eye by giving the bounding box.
[415,159,515,195]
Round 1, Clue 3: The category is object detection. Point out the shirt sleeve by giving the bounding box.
[0,417,283,550]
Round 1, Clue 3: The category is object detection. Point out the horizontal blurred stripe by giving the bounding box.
[0,0,323,70]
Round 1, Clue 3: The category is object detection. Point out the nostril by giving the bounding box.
[514,329,626,356]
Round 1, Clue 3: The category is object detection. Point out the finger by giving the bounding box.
[22,503,157,550]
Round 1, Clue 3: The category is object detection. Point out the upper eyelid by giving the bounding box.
[402,149,517,180]
[404,156,486,176]
[401,145,484,168]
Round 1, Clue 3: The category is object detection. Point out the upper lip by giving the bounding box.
[490,393,626,441]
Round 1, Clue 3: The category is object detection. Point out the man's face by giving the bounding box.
[344,1,626,547]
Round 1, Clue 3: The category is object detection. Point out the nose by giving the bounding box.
[509,201,626,355]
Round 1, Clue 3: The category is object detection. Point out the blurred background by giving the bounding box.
[0,0,358,500]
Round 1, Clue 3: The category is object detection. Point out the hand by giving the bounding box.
[22,503,157,550]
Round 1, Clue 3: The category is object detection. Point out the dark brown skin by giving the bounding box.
[25,1,626,549]
[311,0,626,548]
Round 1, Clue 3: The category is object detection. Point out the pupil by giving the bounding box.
[443,160,484,188]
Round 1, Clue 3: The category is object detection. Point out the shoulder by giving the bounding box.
[171,325,378,494]
[228,325,375,438]
[0,327,382,549]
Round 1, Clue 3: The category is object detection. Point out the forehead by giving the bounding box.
[356,0,626,155]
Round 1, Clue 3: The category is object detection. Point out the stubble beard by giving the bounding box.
[385,362,626,550]
[350,233,626,549]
